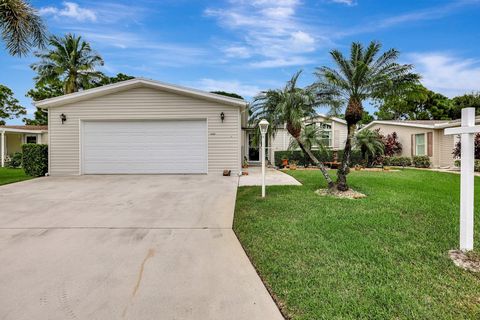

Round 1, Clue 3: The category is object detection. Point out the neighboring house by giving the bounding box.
[0,125,48,167]
[34,78,247,176]
[361,118,480,168]
[242,114,348,165]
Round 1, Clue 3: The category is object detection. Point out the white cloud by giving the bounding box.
[205,0,322,68]
[39,2,97,22]
[330,0,357,6]
[191,79,262,98]
[409,53,480,97]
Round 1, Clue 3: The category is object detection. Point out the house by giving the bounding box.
[34,78,247,176]
[0,125,48,167]
[242,114,348,165]
[361,118,480,168]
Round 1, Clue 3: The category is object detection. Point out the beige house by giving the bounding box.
[242,114,348,165]
[0,125,48,167]
[35,78,247,176]
[361,118,480,168]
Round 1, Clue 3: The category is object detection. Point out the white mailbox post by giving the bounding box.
[445,107,480,251]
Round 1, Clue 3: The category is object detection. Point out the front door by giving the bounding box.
[248,133,259,162]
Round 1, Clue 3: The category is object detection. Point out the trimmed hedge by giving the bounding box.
[274,149,363,167]
[383,156,412,167]
[412,155,431,168]
[22,144,48,177]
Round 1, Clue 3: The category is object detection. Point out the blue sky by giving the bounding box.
[1,0,480,124]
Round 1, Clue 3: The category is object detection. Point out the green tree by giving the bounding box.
[0,84,26,123]
[451,92,480,118]
[354,129,384,166]
[250,71,334,187]
[288,124,328,152]
[314,41,419,191]
[375,84,453,120]
[210,91,244,100]
[0,0,47,56]
[31,34,104,94]
[359,111,374,126]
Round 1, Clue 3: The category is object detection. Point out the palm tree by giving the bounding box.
[354,129,384,166]
[249,71,334,188]
[314,41,419,191]
[31,34,104,94]
[0,0,47,56]
[288,124,328,152]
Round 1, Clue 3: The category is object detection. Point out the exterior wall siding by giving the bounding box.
[438,131,456,167]
[368,124,441,167]
[48,87,240,176]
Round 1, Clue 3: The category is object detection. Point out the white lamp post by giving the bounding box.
[259,119,269,198]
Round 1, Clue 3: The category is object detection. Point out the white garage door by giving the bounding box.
[82,120,207,174]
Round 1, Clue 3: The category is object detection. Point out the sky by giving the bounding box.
[1,0,480,124]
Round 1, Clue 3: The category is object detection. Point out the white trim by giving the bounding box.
[0,128,47,134]
[35,78,248,108]
[79,118,209,175]
[1,130,5,167]
[360,121,437,131]
[47,109,51,175]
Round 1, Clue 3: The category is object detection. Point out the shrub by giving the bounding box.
[454,159,480,172]
[6,152,23,168]
[383,156,412,167]
[274,149,363,167]
[412,155,431,168]
[22,144,48,177]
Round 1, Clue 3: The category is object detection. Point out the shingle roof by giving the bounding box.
[0,125,48,131]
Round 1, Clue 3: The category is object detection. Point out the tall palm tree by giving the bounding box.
[250,71,334,188]
[288,124,328,153]
[0,0,47,56]
[31,34,104,94]
[314,41,420,191]
[354,129,384,166]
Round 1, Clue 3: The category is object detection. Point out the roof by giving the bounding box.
[360,117,480,131]
[34,78,248,108]
[0,125,48,133]
[311,113,347,124]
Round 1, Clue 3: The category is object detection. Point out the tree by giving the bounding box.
[210,91,244,100]
[375,84,453,120]
[0,84,26,123]
[24,73,133,125]
[451,92,480,119]
[250,71,334,187]
[354,129,384,166]
[0,0,47,56]
[314,41,419,191]
[31,34,104,94]
[359,111,374,126]
[452,133,480,159]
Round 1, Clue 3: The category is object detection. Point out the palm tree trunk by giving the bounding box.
[337,97,363,191]
[294,136,334,189]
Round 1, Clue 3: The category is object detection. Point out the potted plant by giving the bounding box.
[242,156,249,168]
[289,160,298,170]
[281,158,289,168]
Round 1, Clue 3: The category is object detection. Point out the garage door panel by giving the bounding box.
[82,120,207,174]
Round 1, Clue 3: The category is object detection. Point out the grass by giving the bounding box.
[0,167,33,186]
[234,169,480,319]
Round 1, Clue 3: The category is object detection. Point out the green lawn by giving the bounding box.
[234,169,480,319]
[0,167,33,186]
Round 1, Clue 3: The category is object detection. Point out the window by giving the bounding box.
[26,135,37,144]
[415,134,425,156]
[317,122,332,148]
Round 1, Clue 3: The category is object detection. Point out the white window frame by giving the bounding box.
[25,134,38,144]
[415,133,426,156]
[316,122,332,148]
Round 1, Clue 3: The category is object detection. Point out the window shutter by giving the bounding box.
[411,134,415,156]
[427,132,433,157]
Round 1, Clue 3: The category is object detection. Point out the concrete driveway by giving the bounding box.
[0,176,283,320]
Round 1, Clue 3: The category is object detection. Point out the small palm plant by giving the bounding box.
[354,129,384,167]
[250,71,334,187]
[0,0,47,56]
[31,34,104,94]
